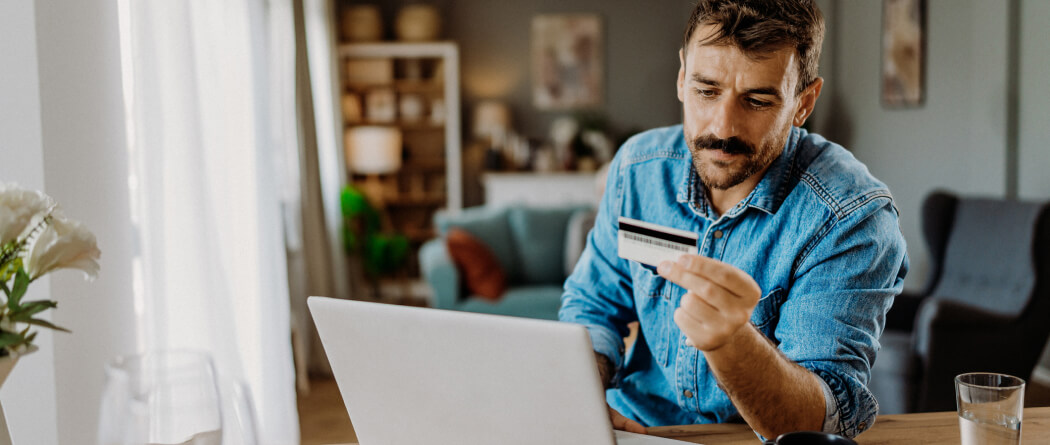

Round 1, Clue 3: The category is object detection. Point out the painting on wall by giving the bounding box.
[531,14,603,110]
[882,0,926,107]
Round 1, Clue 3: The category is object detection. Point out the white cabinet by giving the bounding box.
[482,172,601,208]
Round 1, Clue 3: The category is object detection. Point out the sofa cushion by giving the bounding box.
[445,228,507,301]
[456,285,566,320]
[435,206,520,282]
[507,206,580,284]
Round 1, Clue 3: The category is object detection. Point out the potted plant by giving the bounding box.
[0,183,100,383]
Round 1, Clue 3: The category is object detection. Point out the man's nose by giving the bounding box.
[706,99,740,140]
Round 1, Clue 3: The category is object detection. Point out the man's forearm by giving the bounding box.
[704,324,826,438]
[595,351,614,389]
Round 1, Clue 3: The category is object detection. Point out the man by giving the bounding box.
[559,0,908,440]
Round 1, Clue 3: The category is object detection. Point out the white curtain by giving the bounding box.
[119,0,300,443]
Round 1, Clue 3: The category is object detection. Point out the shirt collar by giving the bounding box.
[677,127,801,217]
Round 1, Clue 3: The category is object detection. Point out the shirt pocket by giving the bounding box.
[633,265,679,367]
[751,287,786,335]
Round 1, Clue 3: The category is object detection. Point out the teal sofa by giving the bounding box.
[419,205,596,320]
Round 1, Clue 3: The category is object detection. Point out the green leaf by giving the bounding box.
[8,267,29,309]
[0,331,25,350]
[24,318,71,333]
[9,300,58,320]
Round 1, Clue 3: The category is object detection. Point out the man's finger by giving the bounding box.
[658,261,734,309]
[608,406,648,434]
[664,254,761,300]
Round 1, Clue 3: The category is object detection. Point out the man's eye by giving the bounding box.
[747,98,772,108]
[695,88,716,98]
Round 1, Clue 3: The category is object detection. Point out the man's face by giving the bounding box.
[677,25,819,191]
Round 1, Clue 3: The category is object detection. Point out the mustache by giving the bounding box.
[692,135,756,156]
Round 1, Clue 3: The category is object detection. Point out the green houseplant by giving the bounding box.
[0,183,100,357]
[340,185,408,299]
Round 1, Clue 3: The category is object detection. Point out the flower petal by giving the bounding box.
[0,184,54,243]
[24,212,101,281]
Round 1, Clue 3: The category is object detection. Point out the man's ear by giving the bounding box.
[793,77,823,127]
[680,48,688,102]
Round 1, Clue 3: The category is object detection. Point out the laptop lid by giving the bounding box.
[308,296,617,445]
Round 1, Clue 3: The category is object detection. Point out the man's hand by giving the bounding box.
[657,254,761,351]
[608,405,647,434]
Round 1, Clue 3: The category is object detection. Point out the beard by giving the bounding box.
[688,133,785,191]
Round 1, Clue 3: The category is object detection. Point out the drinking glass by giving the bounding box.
[97,350,223,445]
[955,372,1025,445]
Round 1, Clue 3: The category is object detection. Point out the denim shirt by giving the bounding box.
[559,125,908,438]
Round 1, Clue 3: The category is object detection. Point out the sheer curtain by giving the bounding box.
[119,0,300,443]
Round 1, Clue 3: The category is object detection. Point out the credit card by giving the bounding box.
[617,216,699,267]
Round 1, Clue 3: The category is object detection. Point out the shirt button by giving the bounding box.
[713,230,723,239]
[684,390,694,399]
[858,421,867,430]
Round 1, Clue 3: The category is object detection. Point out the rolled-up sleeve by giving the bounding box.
[559,154,638,381]
[776,195,909,437]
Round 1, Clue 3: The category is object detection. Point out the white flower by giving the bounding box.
[0,183,54,244]
[24,211,101,281]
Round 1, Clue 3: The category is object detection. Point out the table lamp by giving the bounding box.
[472,100,511,146]
[344,125,402,205]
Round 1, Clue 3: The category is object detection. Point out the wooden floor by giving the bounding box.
[297,371,1050,445]
[298,377,356,445]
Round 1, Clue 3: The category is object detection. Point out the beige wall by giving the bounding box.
[0,1,59,443]
[35,0,140,442]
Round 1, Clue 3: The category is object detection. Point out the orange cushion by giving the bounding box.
[445,228,507,301]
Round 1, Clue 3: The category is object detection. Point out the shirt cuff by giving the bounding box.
[817,374,841,434]
[585,325,626,385]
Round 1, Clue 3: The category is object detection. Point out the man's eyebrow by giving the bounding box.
[691,73,719,86]
[746,87,782,99]
[690,73,782,100]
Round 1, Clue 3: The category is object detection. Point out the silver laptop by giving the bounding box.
[308,296,686,445]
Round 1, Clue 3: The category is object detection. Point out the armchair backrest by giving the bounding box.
[928,195,1047,317]
[910,192,1050,412]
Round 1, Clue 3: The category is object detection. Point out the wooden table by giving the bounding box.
[647,406,1050,444]
[334,406,1048,444]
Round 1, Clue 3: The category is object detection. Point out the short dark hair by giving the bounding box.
[683,0,825,95]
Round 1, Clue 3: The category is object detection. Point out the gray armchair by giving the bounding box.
[869,191,1050,413]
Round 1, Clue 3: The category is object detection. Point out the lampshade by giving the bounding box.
[472,100,511,142]
[345,126,402,174]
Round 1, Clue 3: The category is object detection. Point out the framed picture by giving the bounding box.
[532,14,603,110]
[882,0,926,107]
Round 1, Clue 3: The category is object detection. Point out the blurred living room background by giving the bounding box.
[2,0,1050,444]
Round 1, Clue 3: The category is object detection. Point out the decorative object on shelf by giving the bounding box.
[341,93,363,124]
[0,183,100,444]
[395,4,441,42]
[364,88,397,122]
[882,0,925,107]
[472,100,511,145]
[398,93,425,122]
[430,97,446,125]
[345,58,394,87]
[532,14,603,110]
[340,4,384,43]
[549,116,579,169]
[547,113,614,171]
